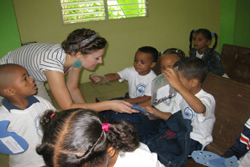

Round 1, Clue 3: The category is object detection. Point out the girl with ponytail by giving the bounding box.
[189,28,226,77]
[36,108,164,167]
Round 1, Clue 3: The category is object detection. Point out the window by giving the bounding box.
[59,0,148,24]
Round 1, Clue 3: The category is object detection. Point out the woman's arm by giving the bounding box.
[66,68,85,103]
[44,70,137,113]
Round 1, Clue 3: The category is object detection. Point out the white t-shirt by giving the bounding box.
[164,89,216,147]
[117,66,156,98]
[238,150,250,167]
[196,50,204,59]
[0,96,55,167]
[114,143,164,167]
[154,84,177,113]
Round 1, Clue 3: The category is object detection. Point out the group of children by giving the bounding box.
[0,28,244,167]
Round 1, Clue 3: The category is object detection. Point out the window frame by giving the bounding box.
[59,0,148,25]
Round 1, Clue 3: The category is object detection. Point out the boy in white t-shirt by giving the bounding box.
[0,64,55,167]
[144,57,216,154]
[90,46,158,104]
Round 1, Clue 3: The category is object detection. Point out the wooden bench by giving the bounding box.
[221,44,250,85]
[185,73,250,166]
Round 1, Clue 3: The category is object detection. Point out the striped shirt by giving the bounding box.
[0,43,66,81]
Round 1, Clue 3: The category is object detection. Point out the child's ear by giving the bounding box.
[106,146,116,157]
[150,62,157,69]
[190,78,199,87]
[2,87,15,96]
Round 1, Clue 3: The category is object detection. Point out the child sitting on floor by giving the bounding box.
[0,64,55,167]
[144,57,216,153]
[89,46,158,104]
[36,108,164,167]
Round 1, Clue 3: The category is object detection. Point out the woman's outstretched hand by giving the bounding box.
[110,100,139,114]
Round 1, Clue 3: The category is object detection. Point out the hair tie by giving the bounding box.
[211,32,215,37]
[70,34,98,50]
[175,49,179,53]
[102,123,110,132]
[50,113,55,119]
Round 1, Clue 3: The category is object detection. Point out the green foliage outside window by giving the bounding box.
[60,0,147,24]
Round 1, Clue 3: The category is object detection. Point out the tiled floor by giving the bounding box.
[0,80,128,166]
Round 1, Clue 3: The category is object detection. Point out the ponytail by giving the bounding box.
[211,33,218,53]
[37,108,139,167]
[107,121,140,152]
[189,29,195,50]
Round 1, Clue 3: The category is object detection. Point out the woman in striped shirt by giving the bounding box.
[0,28,136,114]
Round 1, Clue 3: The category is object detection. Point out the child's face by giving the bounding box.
[10,66,37,98]
[193,32,211,51]
[160,54,180,73]
[177,71,192,91]
[133,50,155,75]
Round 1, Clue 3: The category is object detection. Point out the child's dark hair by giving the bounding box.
[36,108,140,167]
[138,46,159,62]
[62,28,107,55]
[161,48,186,60]
[177,57,208,83]
[189,29,218,54]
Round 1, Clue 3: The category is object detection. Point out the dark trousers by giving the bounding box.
[100,110,164,141]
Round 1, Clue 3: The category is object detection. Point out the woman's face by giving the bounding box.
[81,48,105,70]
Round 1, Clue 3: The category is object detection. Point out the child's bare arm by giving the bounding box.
[137,98,151,106]
[143,106,172,120]
[104,73,121,81]
[164,68,206,115]
[89,73,120,83]
[123,96,151,104]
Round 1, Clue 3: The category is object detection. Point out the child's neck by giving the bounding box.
[197,47,208,55]
[107,151,119,167]
[190,85,202,95]
[8,97,29,110]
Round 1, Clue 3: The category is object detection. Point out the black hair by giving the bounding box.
[138,46,159,62]
[189,29,218,54]
[0,64,26,96]
[161,48,186,60]
[61,28,107,56]
[36,108,139,167]
[177,57,208,83]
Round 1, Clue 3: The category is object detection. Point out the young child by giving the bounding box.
[36,108,164,167]
[138,48,186,107]
[223,118,250,167]
[189,28,225,77]
[100,48,185,141]
[144,57,216,153]
[89,46,158,104]
[0,64,55,167]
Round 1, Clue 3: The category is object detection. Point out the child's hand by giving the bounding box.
[89,73,110,84]
[143,106,158,120]
[163,68,182,90]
